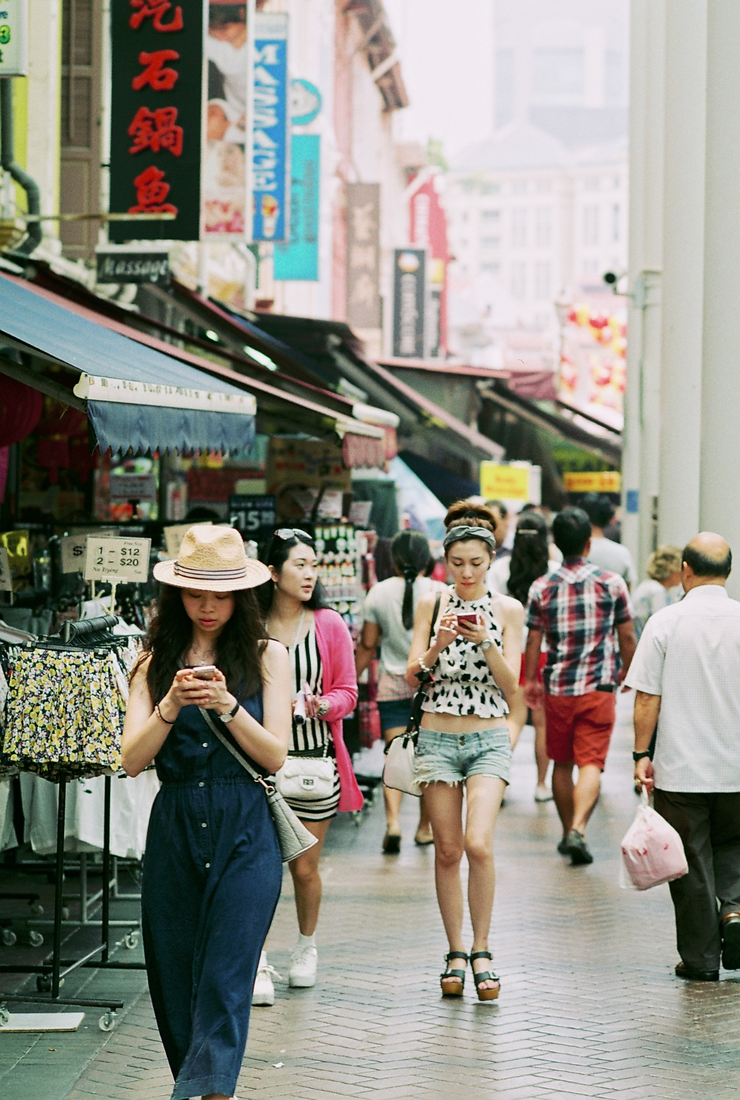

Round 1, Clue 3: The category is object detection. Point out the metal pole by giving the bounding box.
[0,78,41,254]
[51,780,67,999]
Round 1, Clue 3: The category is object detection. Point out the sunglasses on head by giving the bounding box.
[274,528,312,542]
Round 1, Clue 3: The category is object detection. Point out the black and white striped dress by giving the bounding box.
[284,624,341,822]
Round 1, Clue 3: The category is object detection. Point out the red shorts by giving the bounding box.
[543,691,616,770]
[519,652,546,686]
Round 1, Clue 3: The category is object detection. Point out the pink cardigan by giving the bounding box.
[314,608,363,812]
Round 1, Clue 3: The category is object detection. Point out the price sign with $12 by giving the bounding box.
[84,536,151,583]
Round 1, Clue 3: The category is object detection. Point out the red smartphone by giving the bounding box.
[192,665,218,680]
[456,614,478,627]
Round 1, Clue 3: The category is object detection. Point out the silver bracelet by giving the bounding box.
[418,654,433,675]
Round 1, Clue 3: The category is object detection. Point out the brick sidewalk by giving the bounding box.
[7,696,740,1099]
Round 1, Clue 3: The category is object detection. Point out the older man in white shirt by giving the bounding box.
[626,533,740,982]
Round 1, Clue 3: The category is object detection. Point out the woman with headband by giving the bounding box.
[406,501,522,1001]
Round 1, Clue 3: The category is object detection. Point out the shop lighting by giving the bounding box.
[244,346,279,371]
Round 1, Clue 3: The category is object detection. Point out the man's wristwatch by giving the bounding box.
[632,750,651,762]
[479,637,494,652]
[218,700,240,724]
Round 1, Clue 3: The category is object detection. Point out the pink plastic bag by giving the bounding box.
[620,790,688,891]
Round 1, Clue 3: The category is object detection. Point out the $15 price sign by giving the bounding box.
[84,536,151,584]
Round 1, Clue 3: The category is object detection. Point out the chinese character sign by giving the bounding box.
[274,135,320,281]
[109,0,203,241]
[392,249,426,359]
[346,183,380,329]
[252,12,289,242]
[203,0,254,237]
[0,0,28,76]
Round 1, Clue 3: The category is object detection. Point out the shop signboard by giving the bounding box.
[392,248,426,358]
[96,249,169,284]
[409,176,449,358]
[228,493,276,540]
[563,471,621,493]
[61,532,95,574]
[479,464,530,502]
[346,183,381,329]
[109,0,203,241]
[0,548,12,591]
[84,535,152,583]
[203,0,254,238]
[109,472,158,504]
[251,11,289,242]
[273,134,320,281]
[0,0,28,76]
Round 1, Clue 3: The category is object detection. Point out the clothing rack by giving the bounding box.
[0,624,146,1030]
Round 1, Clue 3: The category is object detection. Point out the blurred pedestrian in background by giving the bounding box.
[407,502,522,1001]
[355,531,438,852]
[253,529,361,1003]
[632,545,683,638]
[581,493,637,590]
[484,499,512,559]
[525,508,636,866]
[488,511,553,801]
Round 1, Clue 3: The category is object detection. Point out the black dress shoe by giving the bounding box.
[675,961,719,982]
[721,913,740,970]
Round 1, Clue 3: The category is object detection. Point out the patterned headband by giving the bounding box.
[443,525,497,550]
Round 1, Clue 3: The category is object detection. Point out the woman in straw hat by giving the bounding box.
[122,525,291,1100]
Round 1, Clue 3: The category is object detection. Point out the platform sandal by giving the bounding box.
[470,951,500,1001]
[440,951,468,997]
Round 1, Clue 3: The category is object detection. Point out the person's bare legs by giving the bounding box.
[552,761,575,837]
[464,774,506,991]
[288,818,331,935]
[507,687,528,750]
[570,764,602,835]
[532,703,550,787]
[383,725,406,835]
[417,792,432,837]
[420,781,465,990]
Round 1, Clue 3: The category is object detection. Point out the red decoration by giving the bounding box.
[128,106,183,156]
[128,165,178,214]
[132,49,180,92]
[0,376,43,446]
[129,0,183,32]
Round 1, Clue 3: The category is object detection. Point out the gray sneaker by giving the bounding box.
[565,829,593,865]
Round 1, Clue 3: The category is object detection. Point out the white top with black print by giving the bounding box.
[421,586,509,719]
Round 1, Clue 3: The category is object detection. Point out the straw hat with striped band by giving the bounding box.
[153,525,270,591]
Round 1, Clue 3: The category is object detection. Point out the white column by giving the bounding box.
[700,2,740,597]
[656,1,707,549]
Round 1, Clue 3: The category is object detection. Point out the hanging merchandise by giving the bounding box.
[314,524,363,638]
[0,376,43,447]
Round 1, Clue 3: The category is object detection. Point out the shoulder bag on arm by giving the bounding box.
[382,591,442,798]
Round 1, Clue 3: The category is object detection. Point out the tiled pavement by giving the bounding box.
[4,693,740,1099]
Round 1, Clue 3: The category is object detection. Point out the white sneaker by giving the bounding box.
[535,784,553,803]
[252,951,281,1006]
[289,943,318,988]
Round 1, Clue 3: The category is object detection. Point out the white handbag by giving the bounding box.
[275,739,335,801]
[382,731,422,797]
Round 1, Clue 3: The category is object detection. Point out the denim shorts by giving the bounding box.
[414,727,511,787]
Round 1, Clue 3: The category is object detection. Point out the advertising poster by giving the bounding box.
[558,303,627,425]
[109,0,204,241]
[251,11,289,242]
[409,176,449,357]
[392,248,426,358]
[203,0,255,237]
[346,183,381,329]
[274,134,320,281]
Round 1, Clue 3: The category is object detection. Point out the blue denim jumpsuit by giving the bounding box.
[141,693,282,1100]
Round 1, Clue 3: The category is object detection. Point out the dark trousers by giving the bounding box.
[654,789,740,971]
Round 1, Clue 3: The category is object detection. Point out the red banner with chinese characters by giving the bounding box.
[109,0,203,241]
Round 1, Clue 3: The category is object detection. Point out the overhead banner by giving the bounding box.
[274,134,320,281]
[109,0,203,241]
[251,11,289,241]
[203,0,254,238]
[347,183,381,329]
[392,248,426,358]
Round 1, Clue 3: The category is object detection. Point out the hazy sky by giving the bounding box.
[383,0,494,161]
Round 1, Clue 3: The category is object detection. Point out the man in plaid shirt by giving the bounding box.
[525,508,636,865]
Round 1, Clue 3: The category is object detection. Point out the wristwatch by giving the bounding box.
[218,700,240,724]
[479,638,494,652]
[632,750,651,762]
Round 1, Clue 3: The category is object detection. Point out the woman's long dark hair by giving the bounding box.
[507,512,550,606]
[391,530,431,629]
[256,531,327,616]
[142,584,268,702]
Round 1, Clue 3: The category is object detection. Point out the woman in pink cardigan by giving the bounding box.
[253,529,362,1002]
